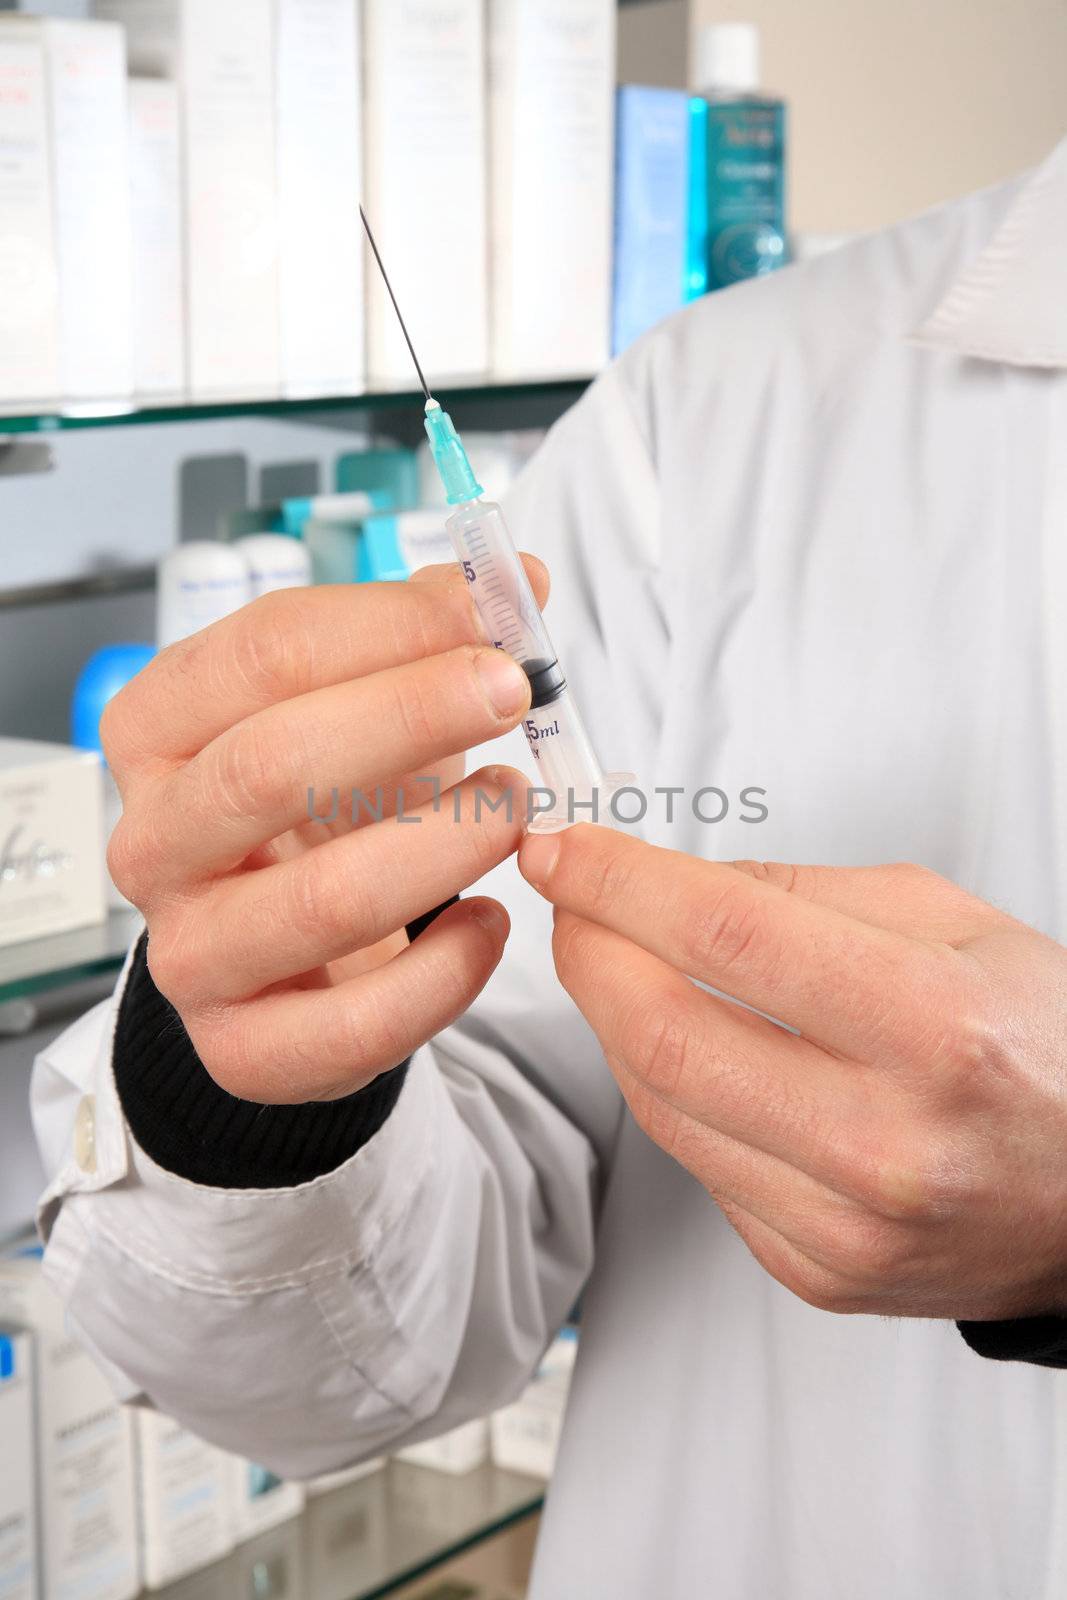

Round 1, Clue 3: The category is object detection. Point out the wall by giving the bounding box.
[691,0,1067,234]
[618,0,689,86]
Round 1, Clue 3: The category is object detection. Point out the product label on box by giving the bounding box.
[46,18,136,398]
[0,798,76,934]
[397,523,453,575]
[0,1331,36,1600]
[0,1265,138,1600]
[138,1415,231,1588]
[128,79,184,393]
[0,747,106,949]
[37,1334,138,1600]
[48,1340,135,1598]
[0,36,61,399]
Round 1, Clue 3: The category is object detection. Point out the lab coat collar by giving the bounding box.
[912,135,1067,369]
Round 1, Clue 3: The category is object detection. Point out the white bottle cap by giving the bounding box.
[695,22,761,94]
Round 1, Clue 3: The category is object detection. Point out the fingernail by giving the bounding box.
[486,763,530,795]
[475,650,529,718]
[469,900,508,938]
[519,832,560,889]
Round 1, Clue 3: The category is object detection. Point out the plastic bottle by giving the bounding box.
[156,541,251,649]
[234,534,312,598]
[693,22,788,290]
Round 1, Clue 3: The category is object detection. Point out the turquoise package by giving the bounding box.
[281,488,391,539]
[704,97,787,289]
[359,508,454,582]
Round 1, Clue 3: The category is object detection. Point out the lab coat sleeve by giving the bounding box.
[31,974,596,1478]
[29,367,659,1478]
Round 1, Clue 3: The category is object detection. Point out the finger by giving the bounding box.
[607,1048,883,1290]
[728,860,1012,944]
[551,909,894,1194]
[151,756,469,889]
[105,554,547,774]
[133,647,530,885]
[410,551,550,608]
[283,753,468,849]
[182,897,510,1104]
[167,767,526,1003]
[715,1204,878,1317]
[521,827,956,1061]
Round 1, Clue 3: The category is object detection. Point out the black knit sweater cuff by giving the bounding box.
[114,904,455,1190]
[957,1316,1067,1369]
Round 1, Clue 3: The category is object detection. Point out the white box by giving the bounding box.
[0,738,106,951]
[225,1456,305,1545]
[396,1418,489,1476]
[416,428,543,507]
[98,0,281,397]
[0,1326,38,1600]
[134,1412,233,1590]
[275,0,363,395]
[362,0,488,383]
[490,1329,577,1479]
[0,35,62,401]
[489,0,614,377]
[0,16,134,399]
[0,1255,139,1600]
[128,79,184,394]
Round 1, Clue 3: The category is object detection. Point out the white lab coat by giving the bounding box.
[32,136,1067,1598]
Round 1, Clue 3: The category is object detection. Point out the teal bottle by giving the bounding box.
[694,23,788,291]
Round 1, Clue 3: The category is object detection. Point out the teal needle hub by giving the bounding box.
[424,399,484,506]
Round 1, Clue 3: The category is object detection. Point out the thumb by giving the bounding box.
[727,860,1012,945]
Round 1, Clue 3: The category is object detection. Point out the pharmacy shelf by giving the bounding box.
[156,1460,544,1600]
[0,374,592,436]
[0,909,140,1006]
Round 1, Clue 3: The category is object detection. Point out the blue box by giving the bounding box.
[612,86,690,355]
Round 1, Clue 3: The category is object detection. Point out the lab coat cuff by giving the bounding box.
[112,931,409,1190]
[46,1042,445,1298]
[957,1315,1067,1369]
[34,933,141,1242]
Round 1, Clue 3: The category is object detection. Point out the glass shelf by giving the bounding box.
[0,909,140,1005]
[0,375,592,436]
[156,1460,544,1600]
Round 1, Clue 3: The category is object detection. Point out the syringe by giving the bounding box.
[360,206,624,830]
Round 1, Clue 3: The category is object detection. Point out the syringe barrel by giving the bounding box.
[446,499,567,709]
[445,495,623,825]
[524,687,607,809]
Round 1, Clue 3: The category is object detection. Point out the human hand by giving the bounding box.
[518,827,1067,1322]
[104,562,545,1102]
